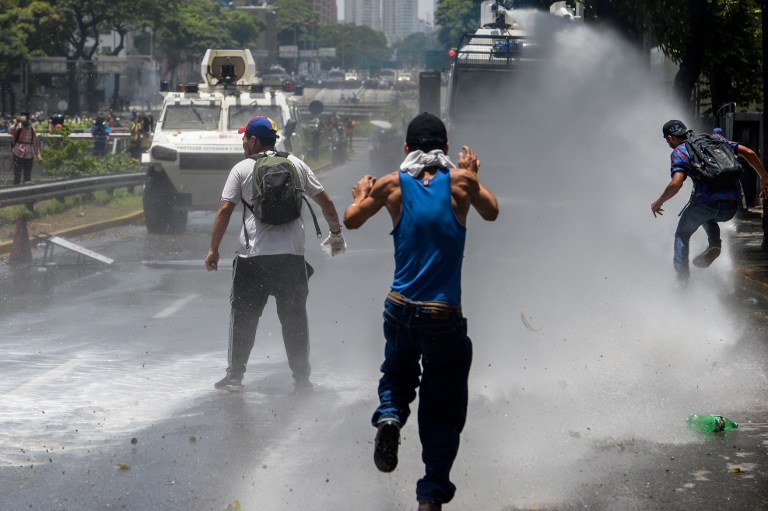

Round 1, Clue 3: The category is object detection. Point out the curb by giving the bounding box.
[0,210,144,258]
[734,266,768,302]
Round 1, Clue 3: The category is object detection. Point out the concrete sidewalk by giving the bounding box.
[731,208,768,300]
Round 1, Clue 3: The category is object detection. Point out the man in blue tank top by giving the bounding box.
[343,112,498,511]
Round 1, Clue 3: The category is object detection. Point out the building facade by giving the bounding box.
[344,0,382,31]
[382,0,416,42]
[309,0,337,24]
[345,0,420,42]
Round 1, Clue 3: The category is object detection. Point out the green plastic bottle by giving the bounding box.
[686,414,738,432]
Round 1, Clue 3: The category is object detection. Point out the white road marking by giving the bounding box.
[2,358,82,399]
[153,294,200,319]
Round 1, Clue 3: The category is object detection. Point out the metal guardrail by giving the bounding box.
[0,173,145,208]
[0,132,134,165]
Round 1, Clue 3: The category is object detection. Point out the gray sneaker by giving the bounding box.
[693,245,721,268]
[214,376,243,392]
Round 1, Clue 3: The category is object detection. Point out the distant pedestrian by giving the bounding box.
[129,114,146,159]
[343,112,499,511]
[91,116,110,156]
[9,111,42,185]
[651,120,768,285]
[344,116,355,150]
[204,116,346,393]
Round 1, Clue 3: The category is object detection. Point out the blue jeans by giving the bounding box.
[372,299,473,504]
[674,201,739,278]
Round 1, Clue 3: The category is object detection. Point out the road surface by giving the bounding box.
[1,145,767,511]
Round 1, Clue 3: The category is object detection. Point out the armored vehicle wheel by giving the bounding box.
[143,172,173,234]
[168,209,188,234]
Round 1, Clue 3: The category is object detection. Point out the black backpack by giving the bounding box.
[242,151,321,248]
[684,133,743,185]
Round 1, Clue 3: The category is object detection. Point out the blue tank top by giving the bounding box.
[391,167,466,305]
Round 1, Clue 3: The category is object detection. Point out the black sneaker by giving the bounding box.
[692,245,721,268]
[374,418,401,472]
[214,376,243,392]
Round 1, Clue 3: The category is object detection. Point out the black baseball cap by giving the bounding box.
[406,112,447,148]
[662,120,688,138]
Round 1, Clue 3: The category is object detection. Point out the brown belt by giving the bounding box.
[386,290,462,315]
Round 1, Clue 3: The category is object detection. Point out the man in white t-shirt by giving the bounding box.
[205,116,346,392]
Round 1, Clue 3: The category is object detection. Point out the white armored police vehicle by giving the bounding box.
[445,1,582,128]
[142,49,309,233]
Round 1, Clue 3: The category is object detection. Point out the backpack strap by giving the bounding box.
[303,195,323,238]
[11,125,22,148]
[683,137,706,178]
[242,200,254,250]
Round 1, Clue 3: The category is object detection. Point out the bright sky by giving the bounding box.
[337,0,435,22]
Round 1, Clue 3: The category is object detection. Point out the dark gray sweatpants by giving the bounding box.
[226,254,311,383]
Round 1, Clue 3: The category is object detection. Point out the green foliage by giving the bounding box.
[41,135,141,178]
[591,0,763,113]
[0,1,63,76]
[434,0,480,49]
[393,33,438,68]
[317,24,391,70]
[224,8,266,48]
[0,190,143,229]
[274,0,319,47]
[154,0,263,83]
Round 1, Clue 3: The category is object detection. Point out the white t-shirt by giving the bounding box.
[221,151,324,257]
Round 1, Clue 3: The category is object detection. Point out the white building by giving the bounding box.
[344,0,421,42]
[382,0,416,42]
[344,0,382,31]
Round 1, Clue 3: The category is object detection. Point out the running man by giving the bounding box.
[343,112,499,511]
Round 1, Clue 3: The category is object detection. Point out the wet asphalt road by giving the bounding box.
[0,146,767,511]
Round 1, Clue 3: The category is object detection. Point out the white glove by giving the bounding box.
[321,231,346,257]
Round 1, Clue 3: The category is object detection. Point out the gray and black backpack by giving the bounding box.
[242,152,321,248]
[684,133,743,185]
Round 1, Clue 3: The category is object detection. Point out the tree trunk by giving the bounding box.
[0,78,8,113]
[1,78,17,114]
[590,0,644,47]
[673,0,708,111]
[85,61,99,113]
[709,71,732,118]
[67,60,80,115]
[111,74,121,111]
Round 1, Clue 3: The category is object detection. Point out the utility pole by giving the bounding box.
[763,0,768,248]
[763,0,767,160]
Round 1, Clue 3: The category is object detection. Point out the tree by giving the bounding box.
[101,0,176,111]
[50,0,115,114]
[0,0,64,113]
[273,0,319,48]
[154,0,264,85]
[435,0,481,49]
[393,32,438,68]
[583,0,762,114]
[225,8,266,48]
[317,24,391,71]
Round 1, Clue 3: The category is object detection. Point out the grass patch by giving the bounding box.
[0,189,143,229]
